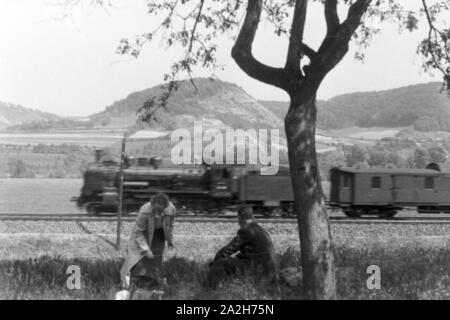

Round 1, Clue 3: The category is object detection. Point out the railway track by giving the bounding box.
[0,212,295,224]
[3,212,450,224]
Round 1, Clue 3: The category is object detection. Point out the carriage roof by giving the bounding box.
[331,167,442,176]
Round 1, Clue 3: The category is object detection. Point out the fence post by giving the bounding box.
[116,135,126,249]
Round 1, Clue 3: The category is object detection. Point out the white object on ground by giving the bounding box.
[115,290,131,300]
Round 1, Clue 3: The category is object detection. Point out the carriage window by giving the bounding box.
[342,175,350,188]
[371,177,381,189]
[424,177,434,190]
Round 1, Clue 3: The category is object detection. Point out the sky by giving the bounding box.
[0,0,440,117]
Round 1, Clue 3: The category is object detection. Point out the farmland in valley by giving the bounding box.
[0,129,173,178]
[0,130,125,147]
[326,127,406,146]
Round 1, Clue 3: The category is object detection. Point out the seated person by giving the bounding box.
[207,205,279,290]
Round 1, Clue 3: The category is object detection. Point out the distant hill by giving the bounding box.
[258,100,289,121]
[318,82,450,131]
[258,99,328,121]
[261,82,450,132]
[0,102,60,129]
[89,78,283,130]
[5,80,447,134]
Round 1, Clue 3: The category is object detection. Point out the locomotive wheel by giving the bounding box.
[86,204,100,216]
[121,208,135,215]
[344,209,362,218]
[262,209,272,218]
[378,210,397,218]
[269,207,283,217]
[253,206,270,217]
[281,203,295,217]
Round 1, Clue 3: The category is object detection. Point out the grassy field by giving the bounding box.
[3,218,450,299]
[0,179,82,213]
[2,234,450,299]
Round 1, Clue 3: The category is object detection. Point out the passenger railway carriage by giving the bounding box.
[329,165,450,217]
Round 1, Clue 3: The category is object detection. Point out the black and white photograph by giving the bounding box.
[0,0,450,303]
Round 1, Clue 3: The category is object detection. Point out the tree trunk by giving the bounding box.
[285,92,336,300]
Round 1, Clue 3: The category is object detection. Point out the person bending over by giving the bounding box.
[120,192,176,292]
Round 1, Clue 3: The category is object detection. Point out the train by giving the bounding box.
[74,150,449,218]
[73,150,295,216]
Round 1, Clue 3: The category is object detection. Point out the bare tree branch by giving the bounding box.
[184,0,206,91]
[299,0,372,96]
[300,43,317,60]
[231,0,289,90]
[285,0,309,75]
[186,0,205,59]
[421,0,450,83]
[315,0,372,72]
[324,0,339,36]
[338,0,373,43]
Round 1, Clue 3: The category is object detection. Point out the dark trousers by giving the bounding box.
[130,228,165,283]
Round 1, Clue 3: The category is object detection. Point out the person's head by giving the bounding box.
[150,193,169,215]
[237,204,254,228]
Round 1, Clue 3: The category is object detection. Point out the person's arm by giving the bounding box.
[134,207,152,256]
[214,228,250,261]
[166,203,176,249]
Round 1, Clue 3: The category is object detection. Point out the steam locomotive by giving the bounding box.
[74,150,295,216]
